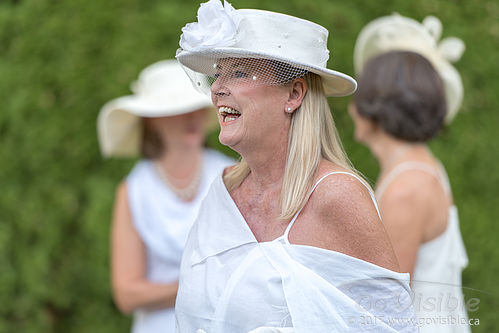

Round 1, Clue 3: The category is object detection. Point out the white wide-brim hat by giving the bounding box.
[176,0,356,97]
[97,59,216,158]
[353,14,465,123]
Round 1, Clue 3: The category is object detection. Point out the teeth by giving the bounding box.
[218,106,241,115]
[218,106,241,123]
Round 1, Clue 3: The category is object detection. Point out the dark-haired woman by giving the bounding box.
[351,14,470,333]
[97,60,233,333]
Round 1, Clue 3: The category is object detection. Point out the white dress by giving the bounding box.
[126,149,234,333]
[175,171,419,333]
[376,162,470,333]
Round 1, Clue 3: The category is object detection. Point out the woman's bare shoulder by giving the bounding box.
[301,162,400,271]
[382,169,443,204]
[310,164,378,233]
[311,161,374,212]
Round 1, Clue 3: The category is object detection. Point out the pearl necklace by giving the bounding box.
[154,161,202,202]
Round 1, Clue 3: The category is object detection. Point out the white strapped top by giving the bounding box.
[126,149,233,333]
[175,171,418,333]
[375,161,470,333]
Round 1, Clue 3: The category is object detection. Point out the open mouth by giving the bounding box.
[218,106,241,123]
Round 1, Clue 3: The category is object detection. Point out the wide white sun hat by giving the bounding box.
[97,59,215,158]
[354,13,465,123]
[176,0,356,97]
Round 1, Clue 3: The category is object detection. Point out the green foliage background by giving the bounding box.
[0,0,497,331]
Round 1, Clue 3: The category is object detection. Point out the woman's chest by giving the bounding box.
[231,189,289,242]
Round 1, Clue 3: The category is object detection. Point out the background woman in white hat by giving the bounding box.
[97,59,233,333]
[174,1,417,332]
[350,14,469,332]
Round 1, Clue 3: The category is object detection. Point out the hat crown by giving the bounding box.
[179,1,331,69]
[131,60,189,99]
[235,9,330,68]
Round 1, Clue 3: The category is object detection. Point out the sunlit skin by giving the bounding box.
[210,57,305,239]
[211,58,294,158]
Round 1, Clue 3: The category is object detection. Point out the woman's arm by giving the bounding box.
[110,181,178,314]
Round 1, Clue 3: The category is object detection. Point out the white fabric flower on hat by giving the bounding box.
[422,15,465,63]
[180,0,243,51]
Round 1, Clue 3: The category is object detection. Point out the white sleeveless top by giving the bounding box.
[376,162,470,333]
[175,171,418,333]
[126,149,233,333]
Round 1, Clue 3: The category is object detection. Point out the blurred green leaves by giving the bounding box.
[0,0,497,331]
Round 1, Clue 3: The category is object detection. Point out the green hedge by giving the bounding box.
[0,0,497,331]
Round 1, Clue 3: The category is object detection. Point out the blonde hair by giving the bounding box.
[224,72,357,220]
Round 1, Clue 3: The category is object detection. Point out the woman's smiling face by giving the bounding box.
[210,58,292,153]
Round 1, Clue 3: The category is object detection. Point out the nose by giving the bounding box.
[211,76,230,99]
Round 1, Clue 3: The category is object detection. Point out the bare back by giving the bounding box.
[376,160,453,274]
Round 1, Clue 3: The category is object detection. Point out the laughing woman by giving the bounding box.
[173,1,418,332]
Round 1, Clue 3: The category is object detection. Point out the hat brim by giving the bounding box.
[177,48,357,97]
[97,103,142,158]
[103,94,215,118]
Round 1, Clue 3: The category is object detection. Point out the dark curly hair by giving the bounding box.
[141,119,164,159]
[353,51,446,142]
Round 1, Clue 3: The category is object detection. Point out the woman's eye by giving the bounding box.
[234,71,248,78]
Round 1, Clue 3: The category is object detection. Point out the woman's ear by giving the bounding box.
[285,77,307,113]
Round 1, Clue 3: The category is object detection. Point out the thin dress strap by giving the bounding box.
[280,171,381,242]
[375,161,451,201]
